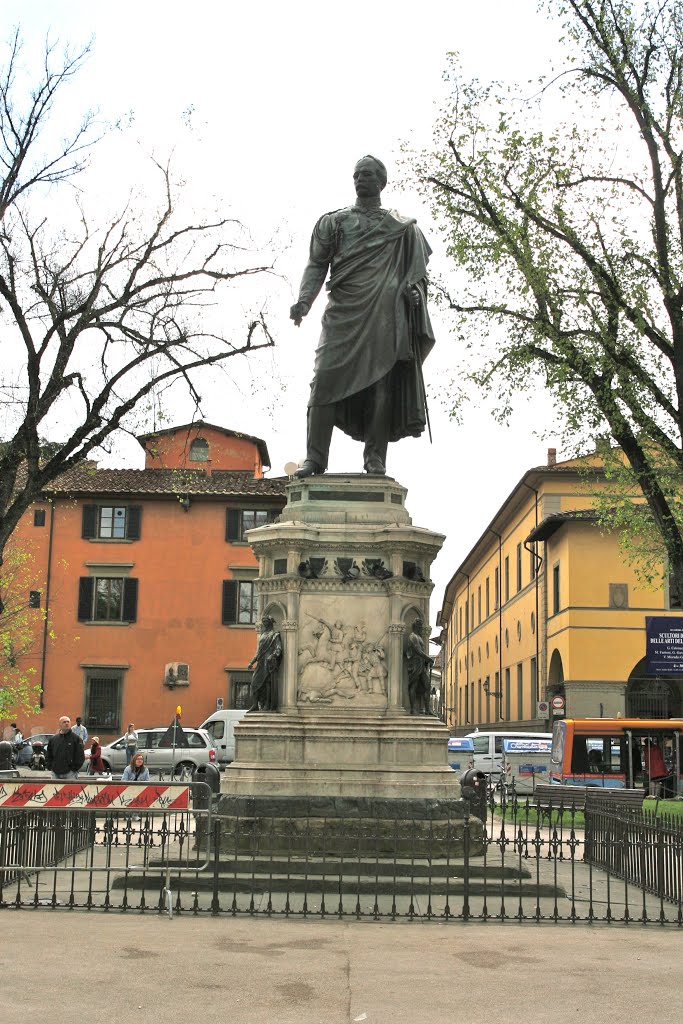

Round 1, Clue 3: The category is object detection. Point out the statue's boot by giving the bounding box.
[295,460,324,478]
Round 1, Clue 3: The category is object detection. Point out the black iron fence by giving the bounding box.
[584,801,683,910]
[0,808,93,890]
[1,793,682,923]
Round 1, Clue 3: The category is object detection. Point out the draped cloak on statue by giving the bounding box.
[297,205,436,444]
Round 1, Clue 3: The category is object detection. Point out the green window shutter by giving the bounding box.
[127,506,142,540]
[222,580,238,624]
[122,578,138,623]
[225,509,241,542]
[82,505,98,539]
[78,577,94,621]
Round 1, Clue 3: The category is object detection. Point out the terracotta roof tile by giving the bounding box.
[42,465,287,499]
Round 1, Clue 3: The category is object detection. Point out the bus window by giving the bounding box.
[571,735,590,773]
[472,737,490,754]
[575,735,630,775]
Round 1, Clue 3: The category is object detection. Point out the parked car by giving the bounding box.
[25,732,54,748]
[87,727,216,777]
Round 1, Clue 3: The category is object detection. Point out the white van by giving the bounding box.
[465,730,549,783]
[199,709,248,766]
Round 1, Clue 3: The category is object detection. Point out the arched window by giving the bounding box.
[189,438,209,462]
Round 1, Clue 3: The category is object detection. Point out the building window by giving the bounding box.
[82,505,141,541]
[225,508,278,542]
[229,671,252,709]
[78,577,138,623]
[33,509,46,527]
[477,679,482,723]
[477,586,481,624]
[517,663,523,720]
[505,668,511,721]
[552,563,561,615]
[495,671,501,721]
[504,556,510,603]
[84,671,123,732]
[222,579,258,625]
[459,605,463,637]
[530,656,538,711]
[485,577,490,619]
[494,567,500,610]
[189,437,209,461]
[470,596,474,631]
[465,601,469,636]
[530,542,538,581]
[484,676,491,723]
[464,683,469,723]
[516,543,522,592]
[28,590,41,608]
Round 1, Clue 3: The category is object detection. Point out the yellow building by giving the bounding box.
[437,450,682,733]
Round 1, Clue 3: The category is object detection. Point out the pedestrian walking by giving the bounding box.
[46,715,85,780]
[125,723,138,762]
[89,736,105,774]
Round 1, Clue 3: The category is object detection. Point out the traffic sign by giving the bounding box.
[537,701,550,720]
[551,695,565,710]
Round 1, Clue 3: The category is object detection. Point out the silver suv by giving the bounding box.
[94,728,216,777]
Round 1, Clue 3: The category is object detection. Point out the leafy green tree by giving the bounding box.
[410,0,683,596]
[0,540,45,719]
[0,32,274,570]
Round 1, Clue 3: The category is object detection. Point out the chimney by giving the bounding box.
[547,447,557,467]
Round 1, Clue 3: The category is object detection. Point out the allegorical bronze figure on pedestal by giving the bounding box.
[290,155,435,477]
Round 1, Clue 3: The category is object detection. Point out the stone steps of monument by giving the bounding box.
[180,856,525,880]
[111,856,565,898]
[111,870,562,898]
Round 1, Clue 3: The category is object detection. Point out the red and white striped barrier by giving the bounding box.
[0,779,190,811]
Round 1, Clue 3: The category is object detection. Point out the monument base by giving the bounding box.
[222,711,455,800]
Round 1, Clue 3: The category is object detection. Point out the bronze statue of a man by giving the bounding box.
[290,155,435,477]
[404,618,433,716]
[246,615,283,712]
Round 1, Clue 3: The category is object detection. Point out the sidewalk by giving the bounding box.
[2,911,680,1024]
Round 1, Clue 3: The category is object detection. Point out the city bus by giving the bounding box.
[549,718,683,793]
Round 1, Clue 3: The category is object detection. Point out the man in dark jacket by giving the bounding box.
[46,716,85,779]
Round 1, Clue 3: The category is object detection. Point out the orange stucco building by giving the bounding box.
[8,422,286,739]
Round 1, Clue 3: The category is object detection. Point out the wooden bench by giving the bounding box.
[532,784,646,813]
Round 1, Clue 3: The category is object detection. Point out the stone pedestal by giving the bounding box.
[222,475,457,802]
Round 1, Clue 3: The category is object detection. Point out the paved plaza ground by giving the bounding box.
[2,911,681,1024]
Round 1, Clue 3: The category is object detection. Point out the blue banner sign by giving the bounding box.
[502,738,552,754]
[447,737,474,752]
[646,616,683,674]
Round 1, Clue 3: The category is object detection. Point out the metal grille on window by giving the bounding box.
[231,672,252,709]
[627,679,673,719]
[86,675,121,731]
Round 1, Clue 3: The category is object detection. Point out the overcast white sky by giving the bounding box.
[4,0,571,625]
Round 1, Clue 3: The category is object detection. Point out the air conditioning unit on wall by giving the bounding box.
[164,662,190,687]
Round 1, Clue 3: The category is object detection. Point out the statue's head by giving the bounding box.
[412,618,423,634]
[261,615,275,631]
[354,155,387,198]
